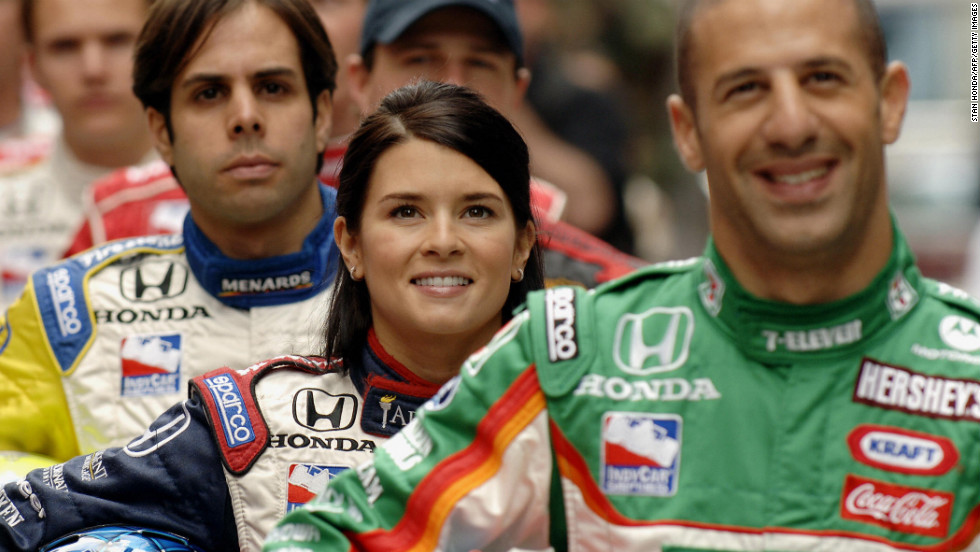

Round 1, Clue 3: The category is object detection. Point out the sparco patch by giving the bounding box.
[847,424,959,476]
[840,474,952,538]
[120,333,182,397]
[204,374,256,448]
[600,412,681,496]
[545,287,577,362]
[0,318,9,354]
[287,463,348,512]
[853,358,980,422]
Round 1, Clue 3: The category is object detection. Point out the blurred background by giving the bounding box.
[521,0,980,287]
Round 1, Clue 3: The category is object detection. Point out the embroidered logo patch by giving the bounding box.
[286,463,348,512]
[119,260,189,302]
[847,425,959,476]
[840,474,952,538]
[546,287,577,362]
[939,315,980,352]
[853,358,980,423]
[600,412,681,496]
[120,333,182,396]
[613,307,694,376]
[361,387,427,437]
[203,373,255,448]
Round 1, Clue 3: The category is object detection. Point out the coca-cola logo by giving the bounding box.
[840,474,952,538]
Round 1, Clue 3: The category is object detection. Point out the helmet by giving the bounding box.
[0,451,57,484]
[40,526,207,552]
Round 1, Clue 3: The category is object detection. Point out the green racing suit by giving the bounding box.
[265,227,980,551]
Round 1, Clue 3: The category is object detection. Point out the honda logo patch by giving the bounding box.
[292,389,357,431]
[120,261,189,302]
[614,307,694,376]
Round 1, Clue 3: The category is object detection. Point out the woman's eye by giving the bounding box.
[465,206,493,218]
[391,206,418,218]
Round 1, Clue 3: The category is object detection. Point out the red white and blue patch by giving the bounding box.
[286,463,348,512]
[120,333,182,397]
[600,412,681,496]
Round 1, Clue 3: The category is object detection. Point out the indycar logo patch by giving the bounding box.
[600,412,681,496]
[120,333,182,397]
[286,463,348,512]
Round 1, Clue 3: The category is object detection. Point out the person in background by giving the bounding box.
[62,0,372,257]
[266,0,980,550]
[0,0,157,308]
[514,0,635,253]
[0,79,543,552]
[0,0,339,462]
[0,0,59,173]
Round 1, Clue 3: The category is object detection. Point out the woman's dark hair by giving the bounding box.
[131,0,336,171]
[323,80,543,371]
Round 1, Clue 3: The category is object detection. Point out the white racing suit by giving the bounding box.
[0,184,339,461]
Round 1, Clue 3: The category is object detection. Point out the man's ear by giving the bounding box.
[146,107,174,165]
[512,66,531,111]
[667,94,705,172]
[314,89,333,153]
[348,53,374,117]
[26,48,48,92]
[879,61,910,145]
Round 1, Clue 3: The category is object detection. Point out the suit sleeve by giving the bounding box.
[0,279,78,461]
[264,310,558,552]
[0,396,239,552]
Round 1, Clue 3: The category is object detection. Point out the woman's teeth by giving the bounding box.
[413,276,470,287]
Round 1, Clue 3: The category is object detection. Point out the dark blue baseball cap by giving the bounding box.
[360,0,524,66]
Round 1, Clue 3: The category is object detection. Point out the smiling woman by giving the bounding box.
[326,79,544,385]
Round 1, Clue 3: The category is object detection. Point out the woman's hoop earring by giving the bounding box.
[349,265,361,281]
[513,267,525,282]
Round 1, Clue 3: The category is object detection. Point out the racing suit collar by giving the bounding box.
[182,183,340,308]
[699,220,923,363]
[353,328,444,437]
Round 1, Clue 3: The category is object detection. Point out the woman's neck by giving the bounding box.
[371,322,502,386]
